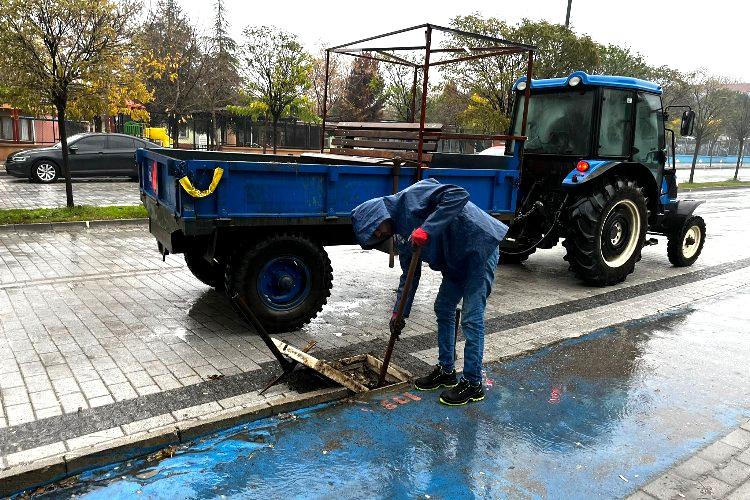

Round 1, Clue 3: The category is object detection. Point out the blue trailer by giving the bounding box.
[137,143,523,332]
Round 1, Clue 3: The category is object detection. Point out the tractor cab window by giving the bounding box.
[598,89,634,157]
[512,89,595,155]
[633,92,665,165]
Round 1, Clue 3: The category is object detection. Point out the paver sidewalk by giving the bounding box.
[0,176,140,209]
[630,420,750,499]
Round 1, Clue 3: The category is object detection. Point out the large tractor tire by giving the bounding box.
[184,251,225,290]
[227,233,333,333]
[667,215,705,267]
[563,177,648,286]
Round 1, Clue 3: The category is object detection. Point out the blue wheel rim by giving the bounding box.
[257,256,312,311]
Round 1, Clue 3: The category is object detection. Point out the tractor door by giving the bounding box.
[632,92,666,191]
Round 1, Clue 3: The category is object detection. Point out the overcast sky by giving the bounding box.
[176,0,750,81]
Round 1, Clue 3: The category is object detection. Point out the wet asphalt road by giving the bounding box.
[49,287,750,499]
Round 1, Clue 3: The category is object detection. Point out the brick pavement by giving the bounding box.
[0,175,140,209]
[628,420,750,499]
[0,188,749,492]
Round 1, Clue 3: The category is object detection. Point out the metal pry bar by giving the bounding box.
[377,246,422,387]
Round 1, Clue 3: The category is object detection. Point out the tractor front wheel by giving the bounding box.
[563,177,648,286]
[667,215,705,267]
[227,233,333,333]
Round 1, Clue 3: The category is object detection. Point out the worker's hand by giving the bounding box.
[390,312,406,337]
[409,227,429,247]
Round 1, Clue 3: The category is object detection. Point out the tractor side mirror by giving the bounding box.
[680,110,695,136]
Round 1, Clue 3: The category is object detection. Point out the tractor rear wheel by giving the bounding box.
[563,177,648,286]
[227,233,333,333]
[667,215,705,267]
[184,251,225,290]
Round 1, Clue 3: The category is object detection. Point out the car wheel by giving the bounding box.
[32,161,59,183]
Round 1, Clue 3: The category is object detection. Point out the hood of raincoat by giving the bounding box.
[351,197,392,250]
[352,178,508,280]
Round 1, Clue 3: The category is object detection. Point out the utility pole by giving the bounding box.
[565,0,572,27]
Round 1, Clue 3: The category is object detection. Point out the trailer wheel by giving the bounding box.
[563,177,648,286]
[667,215,705,267]
[184,251,225,290]
[229,233,333,333]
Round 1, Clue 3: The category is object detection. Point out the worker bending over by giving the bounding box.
[352,178,507,405]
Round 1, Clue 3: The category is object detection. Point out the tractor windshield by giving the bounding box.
[512,89,595,155]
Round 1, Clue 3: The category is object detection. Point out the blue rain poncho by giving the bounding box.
[351,178,508,316]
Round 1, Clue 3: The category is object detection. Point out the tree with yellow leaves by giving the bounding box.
[0,0,144,207]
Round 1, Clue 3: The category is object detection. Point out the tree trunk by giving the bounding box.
[735,138,745,181]
[56,103,75,208]
[272,118,278,154]
[708,137,718,167]
[171,115,180,149]
[689,133,702,184]
[211,110,220,151]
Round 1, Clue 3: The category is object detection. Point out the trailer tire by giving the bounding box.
[229,233,333,333]
[184,251,225,290]
[563,177,648,286]
[667,215,705,267]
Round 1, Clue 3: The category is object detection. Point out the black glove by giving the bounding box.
[389,314,406,337]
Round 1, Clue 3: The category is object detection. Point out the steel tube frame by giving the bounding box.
[410,67,418,123]
[321,24,536,160]
[320,49,330,152]
[416,25,432,174]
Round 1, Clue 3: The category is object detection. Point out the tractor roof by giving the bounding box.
[513,71,662,94]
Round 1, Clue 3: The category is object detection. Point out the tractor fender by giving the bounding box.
[562,161,660,217]
[652,199,705,235]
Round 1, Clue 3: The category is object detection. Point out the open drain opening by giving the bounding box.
[270,337,411,393]
[329,354,411,390]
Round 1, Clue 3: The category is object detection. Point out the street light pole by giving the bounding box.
[565,0,572,27]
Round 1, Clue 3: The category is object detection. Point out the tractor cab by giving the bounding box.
[501,72,704,285]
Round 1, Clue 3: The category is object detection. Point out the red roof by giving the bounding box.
[724,83,750,93]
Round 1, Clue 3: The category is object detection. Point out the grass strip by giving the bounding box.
[0,205,147,225]
[680,179,750,190]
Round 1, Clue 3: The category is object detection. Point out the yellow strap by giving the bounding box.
[179,167,224,198]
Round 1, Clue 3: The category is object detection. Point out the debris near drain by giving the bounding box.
[146,444,179,463]
[329,354,412,389]
[23,475,80,497]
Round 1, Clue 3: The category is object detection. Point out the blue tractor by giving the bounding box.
[499,71,705,285]
[138,25,705,333]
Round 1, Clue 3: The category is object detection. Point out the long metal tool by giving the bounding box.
[377,246,422,387]
[231,294,298,394]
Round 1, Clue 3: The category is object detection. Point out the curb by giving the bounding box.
[0,218,147,233]
[0,386,352,497]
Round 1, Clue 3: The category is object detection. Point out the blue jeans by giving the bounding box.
[433,247,499,385]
